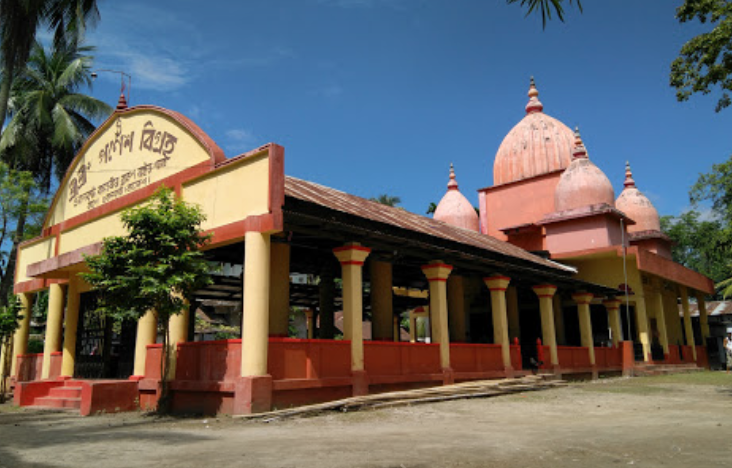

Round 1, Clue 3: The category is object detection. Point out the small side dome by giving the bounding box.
[434,164,479,232]
[554,128,615,212]
[615,162,661,233]
[493,77,576,185]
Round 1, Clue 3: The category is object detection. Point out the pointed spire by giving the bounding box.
[623,161,636,188]
[447,163,459,190]
[525,76,544,114]
[116,93,128,110]
[571,127,588,159]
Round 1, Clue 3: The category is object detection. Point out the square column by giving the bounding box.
[235,231,273,415]
[652,291,670,356]
[41,284,66,379]
[679,286,697,361]
[447,275,467,342]
[60,280,81,378]
[421,261,453,372]
[484,275,512,372]
[10,293,33,378]
[333,243,371,370]
[369,260,393,340]
[133,310,157,378]
[572,292,595,367]
[532,285,559,368]
[334,242,371,396]
[695,292,710,341]
[635,298,651,362]
[269,241,291,337]
[603,299,623,347]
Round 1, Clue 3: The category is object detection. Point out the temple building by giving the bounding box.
[2,79,713,416]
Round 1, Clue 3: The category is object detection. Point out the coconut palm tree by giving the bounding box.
[2,40,111,190]
[0,40,110,302]
[507,0,582,27]
[0,0,100,126]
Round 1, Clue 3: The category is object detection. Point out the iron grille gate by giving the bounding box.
[74,292,136,379]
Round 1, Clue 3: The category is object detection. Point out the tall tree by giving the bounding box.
[685,157,732,296]
[82,187,213,413]
[1,41,111,191]
[660,212,730,288]
[0,0,100,126]
[0,41,110,305]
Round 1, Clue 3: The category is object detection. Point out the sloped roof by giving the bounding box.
[284,176,574,274]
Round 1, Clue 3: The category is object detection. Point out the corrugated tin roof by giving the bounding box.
[284,176,575,274]
[679,301,732,317]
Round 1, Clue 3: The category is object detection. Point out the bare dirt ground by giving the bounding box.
[1,372,731,468]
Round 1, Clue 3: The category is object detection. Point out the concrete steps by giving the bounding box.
[29,382,84,411]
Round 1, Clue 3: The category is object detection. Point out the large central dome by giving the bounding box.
[493,78,575,186]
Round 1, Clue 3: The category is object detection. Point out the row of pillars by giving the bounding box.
[7,279,190,382]
[4,232,712,387]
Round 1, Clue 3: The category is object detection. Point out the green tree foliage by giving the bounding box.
[0,162,48,303]
[0,41,108,308]
[1,41,112,192]
[0,294,21,402]
[370,194,402,207]
[660,212,730,287]
[507,0,583,28]
[0,0,100,126]
[81,186,212,413]
[680,156,732,297]
[671,0,732,112]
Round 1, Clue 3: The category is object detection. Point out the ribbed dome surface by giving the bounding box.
[434,164,479,232]
[554,130,615,212]
[493,78,575,185]
[615,162,661,233]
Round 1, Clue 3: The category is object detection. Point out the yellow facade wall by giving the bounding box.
[561,255,643,296]
[59,211,126,255]
[182,154,269,231]
[16,238,56,283]
[47,111,212,227]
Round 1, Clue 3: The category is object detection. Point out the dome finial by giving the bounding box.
[526,76,544,114]
[448,163,458,190]
[624,161,636,188]
[571,127,588,159]
[116,93,128,110]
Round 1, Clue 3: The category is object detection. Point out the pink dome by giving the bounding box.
[434,164,479,232]
[493,78,575,185]
[615,162,661,233]
[554,129,615,212]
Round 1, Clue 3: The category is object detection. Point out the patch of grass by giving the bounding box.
[579,384,671,396]
[630,371,732,386]
[574,371,732,396]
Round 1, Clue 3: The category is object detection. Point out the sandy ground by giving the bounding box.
[1,372,731,468]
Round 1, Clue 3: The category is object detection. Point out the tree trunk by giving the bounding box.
[157,318,171,414]
[0,62,15,131]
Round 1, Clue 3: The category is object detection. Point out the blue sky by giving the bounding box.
[84,0,731,218]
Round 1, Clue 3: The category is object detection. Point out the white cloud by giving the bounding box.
[224,128,258,153]
[89,3,293,93]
